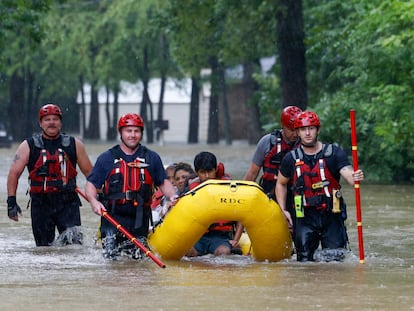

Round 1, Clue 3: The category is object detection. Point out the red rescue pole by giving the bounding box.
[350,109,365,264]
[76,188,166,268]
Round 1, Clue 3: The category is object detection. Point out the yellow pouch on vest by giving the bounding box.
[294,195,304,218]
[332,189,341,213]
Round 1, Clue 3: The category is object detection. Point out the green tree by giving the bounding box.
[0,1,51,139]
[101,0,180,143]
[306,0,414,182]
[167,0,229,144]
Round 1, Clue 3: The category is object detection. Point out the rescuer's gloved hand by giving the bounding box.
[7,196,22,221]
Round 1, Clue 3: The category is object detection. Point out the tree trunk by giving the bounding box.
[33,81,41,129]
[85,80,100,139]
[26,67,38,135]
[105,86,112,141]
[188,75,200,144]
[156,75,166,142]
[243,61,262,144]
[141,79,154,143]
[207,56,220,144]
[9,71,26,140]
[218,63,232,145]
[109,87,119,141]
[156,33,170,143]
[276,0,307,110]
[78,75,86,139]
[141,46,153,143]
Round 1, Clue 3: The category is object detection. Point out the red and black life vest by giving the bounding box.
[28,134,78,193]
[103,146,154,207]
[291,144,340,210]
[260,130,299,195]
[208,220,236,233]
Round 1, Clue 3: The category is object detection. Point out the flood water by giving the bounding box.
[0,142,413,310]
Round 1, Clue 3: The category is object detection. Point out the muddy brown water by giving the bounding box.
[0,142,413,310]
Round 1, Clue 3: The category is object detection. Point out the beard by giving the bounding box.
[42,127,60,139]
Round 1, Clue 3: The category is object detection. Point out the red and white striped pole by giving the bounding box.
[350,109,365,264]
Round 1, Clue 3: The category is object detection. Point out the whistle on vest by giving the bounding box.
[127,162,150,168]
[294,195,304,218]
[332,189,341,213]
[311,180,330,190]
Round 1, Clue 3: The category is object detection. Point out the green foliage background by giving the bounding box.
[306,1,414,183]
[0,0,413,183]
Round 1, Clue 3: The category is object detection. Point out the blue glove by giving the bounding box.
[7,196,22,221]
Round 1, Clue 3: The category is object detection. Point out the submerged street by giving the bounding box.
[0,142,413,310]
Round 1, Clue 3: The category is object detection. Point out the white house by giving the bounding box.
[77,77,210,143]
[77,56,275,144]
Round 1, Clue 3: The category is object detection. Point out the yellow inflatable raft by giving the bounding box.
[148,180,293,262]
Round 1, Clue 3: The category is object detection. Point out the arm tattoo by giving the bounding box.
[13,154,21,163]
[343,165,353,171]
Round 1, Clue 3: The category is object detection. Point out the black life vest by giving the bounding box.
[260,130,299,195]
[291,144,340,210]
[28,134,78,193]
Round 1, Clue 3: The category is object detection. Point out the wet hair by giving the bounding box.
[174,162,197,194]
[194,151,217,172]
[174,162,194,174]
[165,163,177,170]
[165,163,176,183]
[174,162,195,176]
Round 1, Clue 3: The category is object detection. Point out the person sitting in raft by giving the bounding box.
[151,163,178,226]
[174,162,197,196]
[151,162,195,222]
[185,151,244,257]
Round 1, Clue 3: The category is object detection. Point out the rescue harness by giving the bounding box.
[103,146,153,206]
[291,144,341,212]
[260,130,299,195]
[28,134,77,193]
[100,146,154,229]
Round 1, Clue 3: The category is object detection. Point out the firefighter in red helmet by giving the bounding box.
[243,106,302,232]
[7,103,93,246]
[244,106,302,197]
[276,111,365,262]
[85,113,178,260]
[38,103,63,120]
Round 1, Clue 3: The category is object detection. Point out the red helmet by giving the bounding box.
[294,111,320,129]
[118,113,144,131]
[39,104,62,120]
[280,106,303,129]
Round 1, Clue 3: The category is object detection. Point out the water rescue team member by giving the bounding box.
[85,113,177,259]
[185,151,244,257]
[244,105,302,229]
[275,111,364,262]
[7,103,93,246]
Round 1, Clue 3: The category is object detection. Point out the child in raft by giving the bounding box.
[185,151,244,257]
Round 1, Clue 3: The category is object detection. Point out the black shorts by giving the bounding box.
[30,192,81,246]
